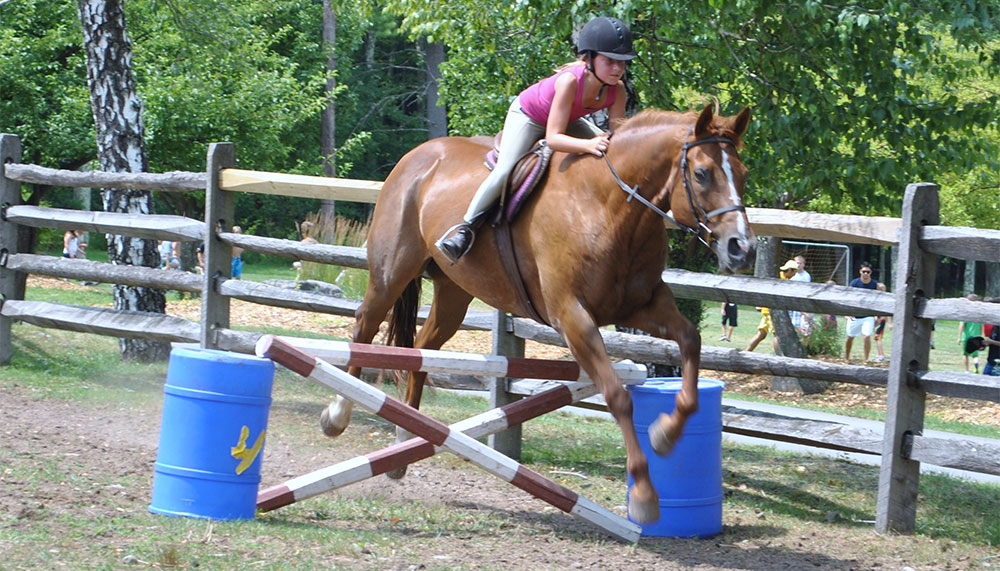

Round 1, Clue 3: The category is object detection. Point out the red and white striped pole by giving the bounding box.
[276,336,647,384]
[255,335,641,543]
[258,379,598,511]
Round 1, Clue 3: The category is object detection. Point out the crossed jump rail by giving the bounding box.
[255,336,647,543]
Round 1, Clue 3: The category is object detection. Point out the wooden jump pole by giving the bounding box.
[277,336,648,383]
[255,335,642,543]
[257,379,601,512]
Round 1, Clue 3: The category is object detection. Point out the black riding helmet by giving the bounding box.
[576,16,636,61]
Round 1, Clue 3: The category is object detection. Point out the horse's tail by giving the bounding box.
[386,277,421,349]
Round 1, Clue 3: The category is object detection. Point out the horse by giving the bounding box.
[321,104,755,524]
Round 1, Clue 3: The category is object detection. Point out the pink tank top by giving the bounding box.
[518,64,617,125]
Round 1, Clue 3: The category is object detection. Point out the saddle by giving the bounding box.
[484,132,553,224]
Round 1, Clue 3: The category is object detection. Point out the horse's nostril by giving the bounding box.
[727,237,744,259]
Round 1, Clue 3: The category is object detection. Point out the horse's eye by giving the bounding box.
[695,167,709,185]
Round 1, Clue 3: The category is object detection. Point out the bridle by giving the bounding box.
[603,131,745,247]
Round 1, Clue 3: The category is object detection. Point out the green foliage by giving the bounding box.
[387,1,1000,228]
[1,0,430,237]
[0,1,94,172]
[127,0,329,173]
[804,318,843,357]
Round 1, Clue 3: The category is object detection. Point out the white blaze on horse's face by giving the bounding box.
[699,144,755,274]
[720,149,747,237]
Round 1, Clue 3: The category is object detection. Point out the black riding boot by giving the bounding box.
[435,223,475,264]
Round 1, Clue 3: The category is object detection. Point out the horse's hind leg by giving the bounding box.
[319,258,427,438]
[386,275,473,479]
[619,282,701,457]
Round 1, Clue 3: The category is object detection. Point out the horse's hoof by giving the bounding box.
[319,403,346,438]
[648,413,676,456]
[628,491,661,524]
[384,427,414,479]
[385,466,408,480]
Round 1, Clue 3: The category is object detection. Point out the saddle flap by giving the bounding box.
[484,132,553,224]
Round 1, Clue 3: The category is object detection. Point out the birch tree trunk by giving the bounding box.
[78,0,169,362]
[319,0,336,217]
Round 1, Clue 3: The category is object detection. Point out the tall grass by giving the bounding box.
[298,211,370,298]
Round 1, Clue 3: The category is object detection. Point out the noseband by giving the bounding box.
[604,133,745,247]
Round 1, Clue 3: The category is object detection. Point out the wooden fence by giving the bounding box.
[2,133,1000,534]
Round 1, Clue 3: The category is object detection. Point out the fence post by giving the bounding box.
[489,310,524,460]
[0,135,23,365]
[200,143,236,349]
[876,182,937,534]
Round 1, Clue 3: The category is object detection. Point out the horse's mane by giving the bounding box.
[612,108,744,150]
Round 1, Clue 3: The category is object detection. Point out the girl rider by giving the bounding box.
[436,16,636,264]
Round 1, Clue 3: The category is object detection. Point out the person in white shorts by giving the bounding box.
[845,261,878,361]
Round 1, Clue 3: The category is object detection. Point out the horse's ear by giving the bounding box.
[694,104,714,136]
[730,107,752,140]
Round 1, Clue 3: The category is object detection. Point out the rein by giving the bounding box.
[603,132,744,247]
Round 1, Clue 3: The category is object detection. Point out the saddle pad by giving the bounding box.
[484,136,552,222]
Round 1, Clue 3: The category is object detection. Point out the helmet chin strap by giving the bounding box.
[587,52,612,101]
[595,83,609,101]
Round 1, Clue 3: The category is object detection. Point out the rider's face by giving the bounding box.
[592,54,628,84]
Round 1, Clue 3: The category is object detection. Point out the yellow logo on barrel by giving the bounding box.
[230,425,265,475]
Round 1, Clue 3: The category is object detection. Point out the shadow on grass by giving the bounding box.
[260,495,861,570]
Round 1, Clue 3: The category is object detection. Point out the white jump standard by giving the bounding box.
[255,335,642,543]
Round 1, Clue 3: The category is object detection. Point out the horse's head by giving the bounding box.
[668,104,756,273]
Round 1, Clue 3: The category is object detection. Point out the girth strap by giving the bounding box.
[495,221,547,325]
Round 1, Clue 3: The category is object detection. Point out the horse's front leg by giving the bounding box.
[620,282,701,457]
[556,301,660,524]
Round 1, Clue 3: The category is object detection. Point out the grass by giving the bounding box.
[1,326,998,568]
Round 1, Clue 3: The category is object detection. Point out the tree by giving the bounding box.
[387,1,1000,224]
[77,0,168,361]
[320,0,337,218]
[421,38,448,138]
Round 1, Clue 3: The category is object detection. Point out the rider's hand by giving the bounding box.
[588,134,610,157]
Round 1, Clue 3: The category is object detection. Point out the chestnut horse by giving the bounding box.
[322,104,755,524]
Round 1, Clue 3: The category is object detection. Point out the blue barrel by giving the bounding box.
[627,378,724,538]
[149,348,275,521]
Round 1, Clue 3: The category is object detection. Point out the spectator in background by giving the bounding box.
[788,256,813,341]
[958,293,984,373]
[63,229,87,259]
[195,242,206,274]
[845,261,878,362]
[745,260,798,353]
[794,254,812,282]
[720,302,738,342]
[231,226,245,280]
[981,297,1000,376]
[158,240,173,269]
[872,282,892,363]
[293,236,319,282]
[167,240,181,270]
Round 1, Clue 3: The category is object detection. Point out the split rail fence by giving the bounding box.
[2,134,1000,534]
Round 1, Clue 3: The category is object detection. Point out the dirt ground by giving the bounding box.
[2,278,999,569]
[5,376,998,570]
